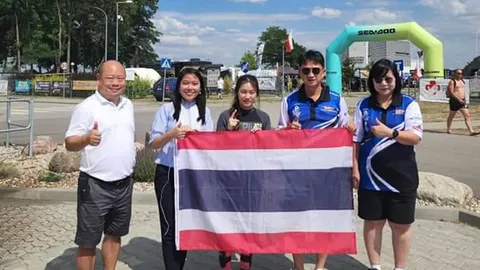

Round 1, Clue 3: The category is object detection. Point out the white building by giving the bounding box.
[342,42,369,69]
[368,40,411,69]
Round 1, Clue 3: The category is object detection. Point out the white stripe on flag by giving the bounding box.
[176,147,352,171]
[178,209,355,233]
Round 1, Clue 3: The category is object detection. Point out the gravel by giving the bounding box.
[1,146,480,214]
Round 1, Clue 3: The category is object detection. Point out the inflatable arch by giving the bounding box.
[326,21,444,94]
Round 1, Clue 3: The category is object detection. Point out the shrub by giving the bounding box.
[0,162,20,179]
[39,171,62,182]
[126,77,153,99]
[223,75,233,95]
[133,146,157,183]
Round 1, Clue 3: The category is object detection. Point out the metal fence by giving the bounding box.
[0,97,34,157]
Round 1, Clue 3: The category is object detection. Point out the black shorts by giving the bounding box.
[75,172,133,248]
[358,188,416,225]
[449,98,468,111]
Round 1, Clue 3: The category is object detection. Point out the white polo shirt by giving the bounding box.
[65,91,136,182]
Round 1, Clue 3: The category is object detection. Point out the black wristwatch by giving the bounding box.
[391,129,399,139]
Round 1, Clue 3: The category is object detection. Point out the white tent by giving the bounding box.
[125,68,161,87]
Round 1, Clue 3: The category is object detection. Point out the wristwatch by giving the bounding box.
[391,129,399,139]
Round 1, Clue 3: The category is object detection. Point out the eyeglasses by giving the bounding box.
[373,77,394,84]
[301,67,321,75]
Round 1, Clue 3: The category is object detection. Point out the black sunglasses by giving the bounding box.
[373,77,394,84]
[301,68,321,75]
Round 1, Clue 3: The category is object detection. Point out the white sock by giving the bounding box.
[371,265,381,270]
[394,268,405,270]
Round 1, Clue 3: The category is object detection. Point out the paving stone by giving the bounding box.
[1,199,480,270]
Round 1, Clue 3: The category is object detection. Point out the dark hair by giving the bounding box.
[367,59,402,96]
[172,68,207,125]
[298,50,325,68]
[230,75,260,113]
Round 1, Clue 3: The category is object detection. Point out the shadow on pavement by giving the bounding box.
[44,237,366,269]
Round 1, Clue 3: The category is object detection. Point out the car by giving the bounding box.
[152,77,177,102]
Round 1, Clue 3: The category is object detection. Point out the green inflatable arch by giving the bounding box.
[326,21,444,94]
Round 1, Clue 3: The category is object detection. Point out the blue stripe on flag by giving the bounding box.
[178,168,353,212]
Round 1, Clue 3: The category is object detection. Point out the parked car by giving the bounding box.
[152,77,177,102]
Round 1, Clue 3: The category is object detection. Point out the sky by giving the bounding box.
[152,0,480,69]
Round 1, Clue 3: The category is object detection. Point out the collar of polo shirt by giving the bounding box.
[181,99,197,108]
[369,93,402,109]
[94,90,127,108]
[298,84,331,105]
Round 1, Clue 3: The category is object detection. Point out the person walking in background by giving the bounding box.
[216,74,271,270]
[278,50,355,270]
[446,69,477,135]
[218,76,224,100]
[149,68,214,270]
[353,59,423,270]
[65,60,136,270]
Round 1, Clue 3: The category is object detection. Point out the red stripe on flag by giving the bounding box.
[177,128,353,150]
[179,230,357,254]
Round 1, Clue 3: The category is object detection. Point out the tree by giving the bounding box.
[239,50,257,70]
[257,26,307,69]
[0,0,162,73]
[342,57,356,93]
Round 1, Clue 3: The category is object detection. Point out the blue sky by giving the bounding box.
[152,0,479,69]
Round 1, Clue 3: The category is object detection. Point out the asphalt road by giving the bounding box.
[1,98,479,196]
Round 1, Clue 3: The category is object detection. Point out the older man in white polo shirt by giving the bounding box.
[65,60,135,270]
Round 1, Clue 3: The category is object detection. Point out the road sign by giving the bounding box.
[160,58,172,69]
[60,62,68,71]
[393,60,404,71]
[240,61,249,73]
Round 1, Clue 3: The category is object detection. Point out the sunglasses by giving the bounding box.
[456,72,463,75]
[373,77,394,84]
[301,67,322,75]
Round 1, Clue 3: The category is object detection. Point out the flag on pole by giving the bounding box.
[174,129,357,254]
[414,50,423,80]
[285,30,293,53]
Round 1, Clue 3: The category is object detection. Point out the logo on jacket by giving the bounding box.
[322,106,336,112]
[293,106,301,119]
[362,109,369,121]
[394,109,405,115]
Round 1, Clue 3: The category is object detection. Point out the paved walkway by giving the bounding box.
[1,199,479,270]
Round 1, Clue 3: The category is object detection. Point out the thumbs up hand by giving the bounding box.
[174,122,193,139]
[227,109,239,131]
[287,116,301,130]
[87,121,102,146]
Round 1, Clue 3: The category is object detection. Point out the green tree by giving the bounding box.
[342,57,356,93]
[257,26,307,69]
[239,50,257,70]
[0,0,162,72]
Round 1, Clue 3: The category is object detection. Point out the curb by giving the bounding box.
[0,187,157,205]
[1,187,480,230]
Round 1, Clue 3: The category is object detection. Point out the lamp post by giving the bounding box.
[116,0,134,61]
[92,6,108,61]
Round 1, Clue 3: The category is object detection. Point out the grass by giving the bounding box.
[0,162,21,180]
[417,101,480,122]
[39,171,62,182]
[133,147,157,183]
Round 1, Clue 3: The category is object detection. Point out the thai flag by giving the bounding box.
[174,129,356,254]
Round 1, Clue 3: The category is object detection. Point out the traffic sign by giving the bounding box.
[240,61,249,73]
[393,60,404,71]
[60,61,68,71]
[160,58,172,69]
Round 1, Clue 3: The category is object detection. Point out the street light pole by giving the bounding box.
[92,6,108,61]
[116,0,134,61]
